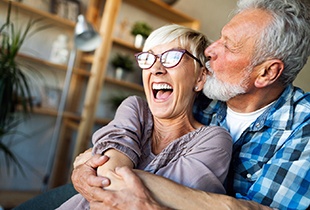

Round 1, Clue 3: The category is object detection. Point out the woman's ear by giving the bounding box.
[195,67,207,91]
[255,59,284,88]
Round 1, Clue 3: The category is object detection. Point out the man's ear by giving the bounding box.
[195,67,207,91]
[255,59,284,88]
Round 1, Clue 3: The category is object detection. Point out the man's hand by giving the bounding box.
[71,151,110,202]
[73,148,93,169]
[89,166,169,210]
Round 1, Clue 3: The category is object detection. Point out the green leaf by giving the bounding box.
[0,1,48,175]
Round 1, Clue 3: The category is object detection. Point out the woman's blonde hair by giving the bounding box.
[143,24,210,70]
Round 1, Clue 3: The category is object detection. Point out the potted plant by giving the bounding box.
[0,2,47,172]
[111,53,134,80]
[130,21,153,48]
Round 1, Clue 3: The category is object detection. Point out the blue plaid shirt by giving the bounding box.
[193,85,310,209]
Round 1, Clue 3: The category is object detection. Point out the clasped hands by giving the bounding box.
[71,149,159,210]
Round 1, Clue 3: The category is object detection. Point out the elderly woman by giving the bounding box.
[57,24,232,209]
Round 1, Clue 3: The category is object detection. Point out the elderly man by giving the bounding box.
[72,0,310,209]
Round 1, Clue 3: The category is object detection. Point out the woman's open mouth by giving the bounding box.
[152,83,173,100]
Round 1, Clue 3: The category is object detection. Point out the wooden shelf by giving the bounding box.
[17,105,81,122]
[0,0,75,28]
[81,37,140,64]
[106,76,144,92]
[65,116,111,129]
[34,105,112,128]
[17,54,91,77]
[81,53,95,63]
[113,37,141,51]
[94,117,111,125]
[33,107,81,121]
[27,106,112,130]
[124,0,200,29]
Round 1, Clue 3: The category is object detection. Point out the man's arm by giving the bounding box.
[134,169,273,210]
[73,154,272,210]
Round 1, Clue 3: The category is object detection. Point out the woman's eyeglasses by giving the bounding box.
[134,49,203,70]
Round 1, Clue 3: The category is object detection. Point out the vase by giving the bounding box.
[134,34,146,48]
[115,67,125,80]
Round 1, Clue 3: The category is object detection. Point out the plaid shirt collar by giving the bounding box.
[197,84,298,131]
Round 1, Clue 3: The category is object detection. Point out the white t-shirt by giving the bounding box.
[226,102,274,142]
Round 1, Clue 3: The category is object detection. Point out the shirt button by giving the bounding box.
[246,173,252,179]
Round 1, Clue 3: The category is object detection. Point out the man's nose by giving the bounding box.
[204,43,217,60]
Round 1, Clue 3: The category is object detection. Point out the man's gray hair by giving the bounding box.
[235,0,310,85]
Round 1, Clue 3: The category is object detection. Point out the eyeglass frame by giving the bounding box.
[134,49,203,70]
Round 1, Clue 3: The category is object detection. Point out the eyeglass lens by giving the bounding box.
[135,50,185,69]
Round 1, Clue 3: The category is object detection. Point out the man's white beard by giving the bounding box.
[203,61,247,101]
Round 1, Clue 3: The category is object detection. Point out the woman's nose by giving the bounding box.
[150,59,166,75]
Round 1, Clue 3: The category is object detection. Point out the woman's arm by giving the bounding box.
[97,149,134,190]
[72,96,150,201]
[92,96,152,167]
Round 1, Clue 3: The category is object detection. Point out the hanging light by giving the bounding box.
[74,14,102,51]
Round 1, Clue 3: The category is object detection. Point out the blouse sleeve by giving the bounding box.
[92,96,153,167]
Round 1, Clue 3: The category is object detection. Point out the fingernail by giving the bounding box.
[102,179,109,186]
[99,155,108,160]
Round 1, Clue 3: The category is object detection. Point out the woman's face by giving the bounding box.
[142,40,205,120]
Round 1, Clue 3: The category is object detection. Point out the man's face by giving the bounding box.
[203,9,272,101]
